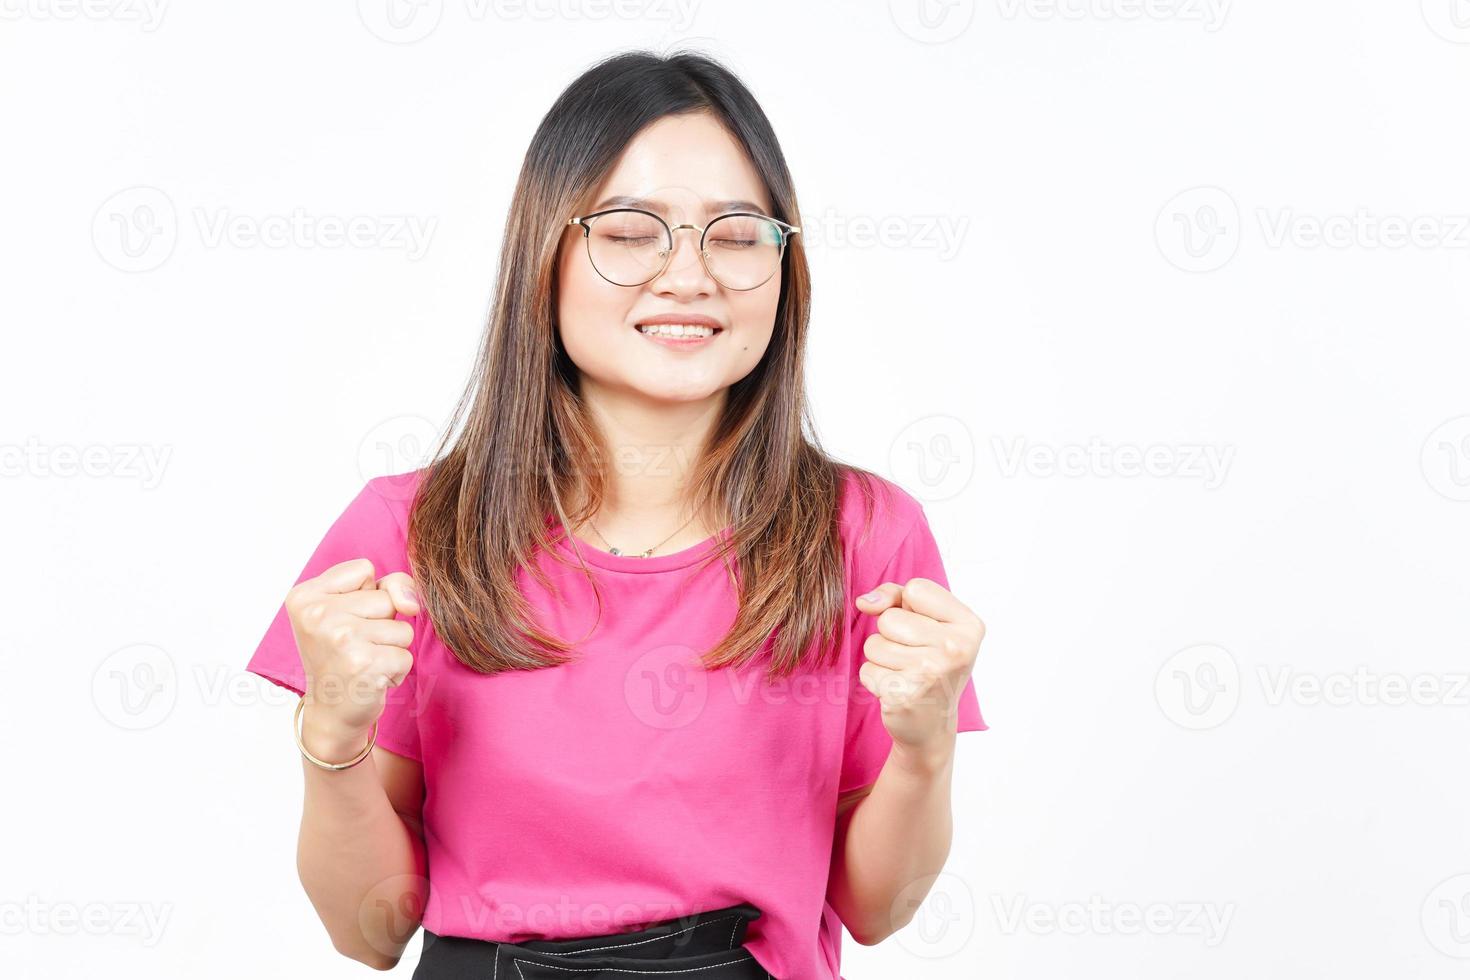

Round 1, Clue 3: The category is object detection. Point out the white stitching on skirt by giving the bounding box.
[488,914,751,980]
[509,952,757,978]
[526,915,741,958]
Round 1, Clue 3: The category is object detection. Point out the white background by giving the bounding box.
[3,1,1469,977]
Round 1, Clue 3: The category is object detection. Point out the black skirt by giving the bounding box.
[411,901,772,979]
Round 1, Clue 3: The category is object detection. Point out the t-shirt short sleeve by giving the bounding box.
[840,502,987,794]
[245,478,424,762]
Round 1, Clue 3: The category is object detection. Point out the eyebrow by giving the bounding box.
[590,195,771,216]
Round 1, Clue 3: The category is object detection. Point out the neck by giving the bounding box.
[569,377,726,551]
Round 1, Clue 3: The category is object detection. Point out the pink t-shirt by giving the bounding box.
[246,466,987,980]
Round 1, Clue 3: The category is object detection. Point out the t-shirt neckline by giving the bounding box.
[549,522,732,573]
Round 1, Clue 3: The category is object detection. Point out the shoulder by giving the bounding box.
[317,468,424,560]
[835,466,929,577]
[357,468,425,536]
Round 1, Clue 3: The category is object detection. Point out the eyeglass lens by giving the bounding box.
[583,210,786,290]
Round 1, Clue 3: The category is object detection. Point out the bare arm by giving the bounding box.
[828,575,982,946]
[826,735,957,946]
[296,714,428,971]
[281,559,428,969]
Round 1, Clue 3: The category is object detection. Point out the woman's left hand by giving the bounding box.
[854,577,985,765]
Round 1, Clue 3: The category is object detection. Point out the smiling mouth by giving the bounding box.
[634,323,723,339]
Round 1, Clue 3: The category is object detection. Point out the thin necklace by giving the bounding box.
[585,511,700,558]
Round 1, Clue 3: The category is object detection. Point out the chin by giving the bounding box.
[625,377,726,404]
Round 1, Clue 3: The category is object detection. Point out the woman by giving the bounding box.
[246,49,988,980]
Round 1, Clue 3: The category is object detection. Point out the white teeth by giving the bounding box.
[637,323,716,338]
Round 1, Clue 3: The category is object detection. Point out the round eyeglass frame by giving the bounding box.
[566,207,802,291]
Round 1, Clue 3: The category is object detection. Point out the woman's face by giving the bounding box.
[555,112,781,406]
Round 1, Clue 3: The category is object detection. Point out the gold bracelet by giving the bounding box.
[293,696,378,770]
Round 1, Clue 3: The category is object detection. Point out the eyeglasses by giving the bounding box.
[566,207,801,291]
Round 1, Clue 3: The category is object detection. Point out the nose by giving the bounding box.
[652,224,717,296]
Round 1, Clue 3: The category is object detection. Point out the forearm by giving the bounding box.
[295,715,427,970]
[828,732,958,946]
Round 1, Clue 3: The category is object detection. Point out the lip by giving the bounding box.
[633,313,725,331]
[632,313,725,350]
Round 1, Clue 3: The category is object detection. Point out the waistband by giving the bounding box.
[411,902,772,980]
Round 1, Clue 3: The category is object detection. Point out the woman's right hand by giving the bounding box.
[285,558,421,748]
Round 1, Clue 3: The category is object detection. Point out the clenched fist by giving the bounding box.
[285,557,421,750]
[854,576,985,763]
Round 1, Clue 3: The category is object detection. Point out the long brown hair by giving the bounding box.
[407,49,885,683]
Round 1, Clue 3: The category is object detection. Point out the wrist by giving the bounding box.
[298,700,375,764]
[889,732,957,781]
